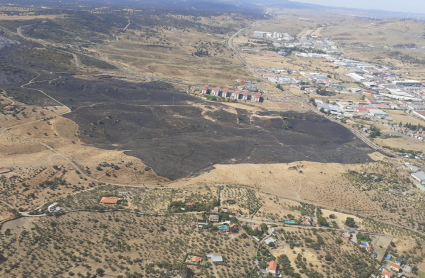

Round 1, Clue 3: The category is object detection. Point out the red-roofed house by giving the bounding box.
[389,263,401,272]
[202,85,209,94]
[254,92,261,102]
[236,78,245,83]
[221,88,229,98]
[211,87,221,97]
[381,269,394,278]
[3,106,14,111]
[192,256,203,264]
[100,197,119,205]
[185,202,195,207]
[233,90,241,100]
[0,168,11,174]
[242,90,249,101]
[267,261,279,274]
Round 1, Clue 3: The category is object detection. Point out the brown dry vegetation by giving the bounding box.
[0,212,256,277]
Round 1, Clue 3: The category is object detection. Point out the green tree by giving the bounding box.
[318,216,328,226]
[96,268,105,277]
[345,217,356,227]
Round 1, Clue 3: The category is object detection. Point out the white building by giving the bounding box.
[253,31,268,38]
[393,80,423,87]
[411,172,425,184]
[368,109,389,118]
[48,202,61,213]
[346,73,366,82]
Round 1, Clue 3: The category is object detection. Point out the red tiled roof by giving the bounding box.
[243,90,249,96]
[223,88,228,93]
[390,263,401,270]
[381,269,394,277]
[354,106,374,112]
[185,202,195,206]
[0,168,11,174]
[192,256,203,263]
[203,85,209,90]
[3,106,14,110]
[100,197,118,204]
[267,261,278,272]
[255,92,261,98]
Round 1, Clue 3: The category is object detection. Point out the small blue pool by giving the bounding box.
[285,221,295,224]
[218,225,228,230]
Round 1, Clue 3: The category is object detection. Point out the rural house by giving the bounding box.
[192,256,203,264]
[271,227,283,233]
[202,85,209,94]
[209,214,219,222]
[3,105,14,111]
[221,88,229,98]
[254,92,262,102]
[211,87,221,97]
[267,261,279,274]
[0,167,11,174]
[381,269,394,278]
[242,90,249,101]
[100,197,119,205]
[389,263,401,273]
[47,202,61,213]
[232,90,241,100]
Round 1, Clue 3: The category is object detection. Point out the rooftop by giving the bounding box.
[267,261,278,271]
[207,254,223,263]
[100,197,119,204]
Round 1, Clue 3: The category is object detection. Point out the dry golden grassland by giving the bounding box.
[94,26,251,86]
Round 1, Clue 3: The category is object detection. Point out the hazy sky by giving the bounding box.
[295,0,425,14]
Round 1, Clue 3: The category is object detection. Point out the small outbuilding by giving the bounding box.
[207,254,224,263]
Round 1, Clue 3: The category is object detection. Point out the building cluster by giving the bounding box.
[253,31,294,41]
[201,82,262,102]
[283,36,341,54]
[406,163,425,185]
[314,99,392,120]
[372,256,412,278]
[262,74,301,85]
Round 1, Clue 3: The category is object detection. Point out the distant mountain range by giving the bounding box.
[1,0,423,18]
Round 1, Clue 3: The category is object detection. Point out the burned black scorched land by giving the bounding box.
[17,74,373,180]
